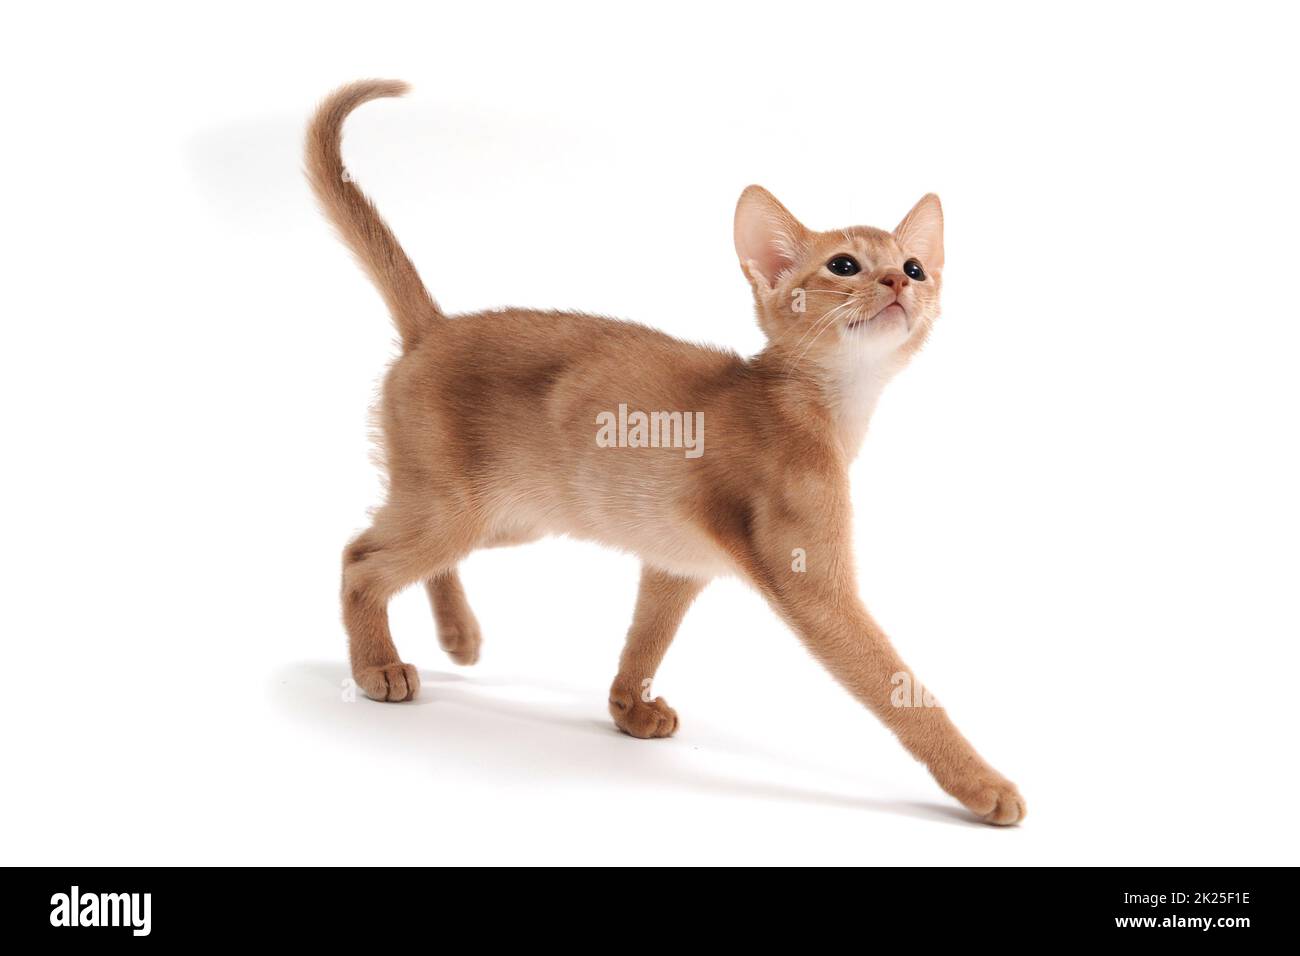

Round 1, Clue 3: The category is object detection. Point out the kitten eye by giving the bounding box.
[826,255,860,277]
[904,258,926,281]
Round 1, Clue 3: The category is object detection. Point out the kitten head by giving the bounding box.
[734,186,944,369]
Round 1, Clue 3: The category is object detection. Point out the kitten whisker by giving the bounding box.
[782,299,859,376]
[788,307,857,374]
[782,301,852,368]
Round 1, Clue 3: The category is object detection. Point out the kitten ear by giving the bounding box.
[894,193,944,272]
[734,185,810,290]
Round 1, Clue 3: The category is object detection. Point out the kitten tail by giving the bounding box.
[305,79,442,351]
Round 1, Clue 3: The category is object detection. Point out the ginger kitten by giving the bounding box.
[307,80,1025,825]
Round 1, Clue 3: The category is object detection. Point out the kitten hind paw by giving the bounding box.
[355,662,420,702]
[609,691,679,739]
[437,620,482,666]
[434,613,480,665]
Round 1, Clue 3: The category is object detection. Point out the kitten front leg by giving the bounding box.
[723,494,1025,825]
[787,591,1025,824]
[608,567,707,738]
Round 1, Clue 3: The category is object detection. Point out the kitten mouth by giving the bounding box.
[846,302,906,330]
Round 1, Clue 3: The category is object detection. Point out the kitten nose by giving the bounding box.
[878,270,909,293]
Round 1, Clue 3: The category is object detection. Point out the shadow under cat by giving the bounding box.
[270,660,979,828]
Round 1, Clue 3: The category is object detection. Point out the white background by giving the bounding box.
[2,1,1297,865]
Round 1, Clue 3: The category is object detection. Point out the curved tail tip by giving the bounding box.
[344,78,410,100]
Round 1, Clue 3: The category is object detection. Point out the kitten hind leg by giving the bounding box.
[425,568,482,665]
[609,567,707,739]
[342,507,478,702]
[423,527,543,666]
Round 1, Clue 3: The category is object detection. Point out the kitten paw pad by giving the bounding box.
[355,662,420,702]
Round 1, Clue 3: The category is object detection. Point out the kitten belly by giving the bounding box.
[577,519,735,580]
[482,485,735,581]
[568,466,737,579]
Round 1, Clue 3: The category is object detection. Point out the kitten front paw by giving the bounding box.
[609,691,679,739]
[355,662,421,702]
[945,770,1026,826]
